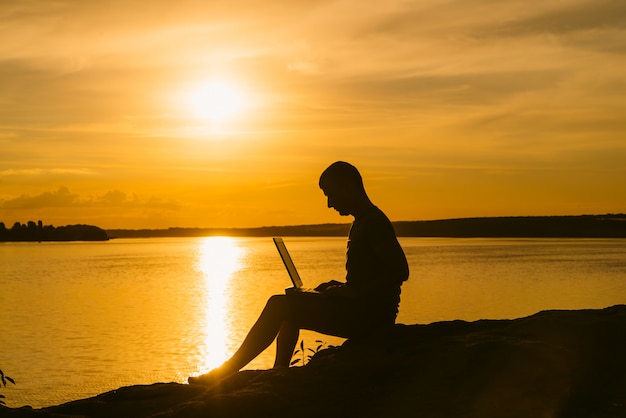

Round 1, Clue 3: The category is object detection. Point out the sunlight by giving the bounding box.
[196,236,244,371]
[188,80,245,124]
[170,77,258,138]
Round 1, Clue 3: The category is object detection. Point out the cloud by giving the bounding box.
[98,189,129,206]
[0,168,94,176]
[334,69,565,108]
[362,0,626,40]
[1,187,80,209]
[0,187,180,210]
[482,0,626,37]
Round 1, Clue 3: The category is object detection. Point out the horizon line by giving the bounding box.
[104,213,626,231]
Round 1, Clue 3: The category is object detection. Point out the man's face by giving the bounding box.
[321,184,353,216]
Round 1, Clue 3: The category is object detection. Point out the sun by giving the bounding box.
[188,80,245,123]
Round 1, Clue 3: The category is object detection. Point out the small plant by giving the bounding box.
[0,369,16,406]
[290,339,332,366]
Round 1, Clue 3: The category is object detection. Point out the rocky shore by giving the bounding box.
[3,305,625,418]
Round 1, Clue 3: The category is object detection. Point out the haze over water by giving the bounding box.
[2,236,625,408]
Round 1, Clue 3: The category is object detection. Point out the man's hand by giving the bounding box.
[314,280,344,292]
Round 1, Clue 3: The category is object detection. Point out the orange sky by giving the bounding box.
[1,0,625,229]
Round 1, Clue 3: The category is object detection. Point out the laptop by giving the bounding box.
[273,237,316,293]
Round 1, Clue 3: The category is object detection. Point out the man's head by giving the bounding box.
[319,161,367,216]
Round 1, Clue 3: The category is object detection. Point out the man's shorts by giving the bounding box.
[284,291,396,338]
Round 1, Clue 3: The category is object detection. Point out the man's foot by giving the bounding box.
[188,365,236,385]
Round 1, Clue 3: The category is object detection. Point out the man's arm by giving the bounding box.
[371,237,409,284]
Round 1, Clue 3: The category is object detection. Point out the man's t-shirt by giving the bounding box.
[345,206,409,320]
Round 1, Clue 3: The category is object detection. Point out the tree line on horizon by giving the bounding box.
[2,215,624,241]
[0,221,109,242]
[106,214,626,239]
[392,214,626,238]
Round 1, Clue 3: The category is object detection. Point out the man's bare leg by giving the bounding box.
[189,295,289,384]
[274,320,299,368]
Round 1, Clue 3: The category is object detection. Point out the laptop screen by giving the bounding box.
[273,238,303,289]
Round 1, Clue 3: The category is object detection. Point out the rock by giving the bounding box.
[2,305,625,418]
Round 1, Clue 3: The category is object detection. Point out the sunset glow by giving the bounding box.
[1,0,625,229]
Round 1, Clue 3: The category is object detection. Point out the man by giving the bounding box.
[189,161,409,384]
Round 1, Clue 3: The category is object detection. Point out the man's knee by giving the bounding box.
[266,294,289,313]
[268,294,286,304]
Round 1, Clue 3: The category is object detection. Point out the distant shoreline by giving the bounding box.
[107,214,626,239]
[0,223,109,242]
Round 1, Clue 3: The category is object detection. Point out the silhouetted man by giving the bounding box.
[189,161,409,384]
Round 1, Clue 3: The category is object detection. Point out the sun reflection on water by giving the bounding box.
[196,236,244,372]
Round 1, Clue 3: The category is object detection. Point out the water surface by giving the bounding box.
[1,237,625,407]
